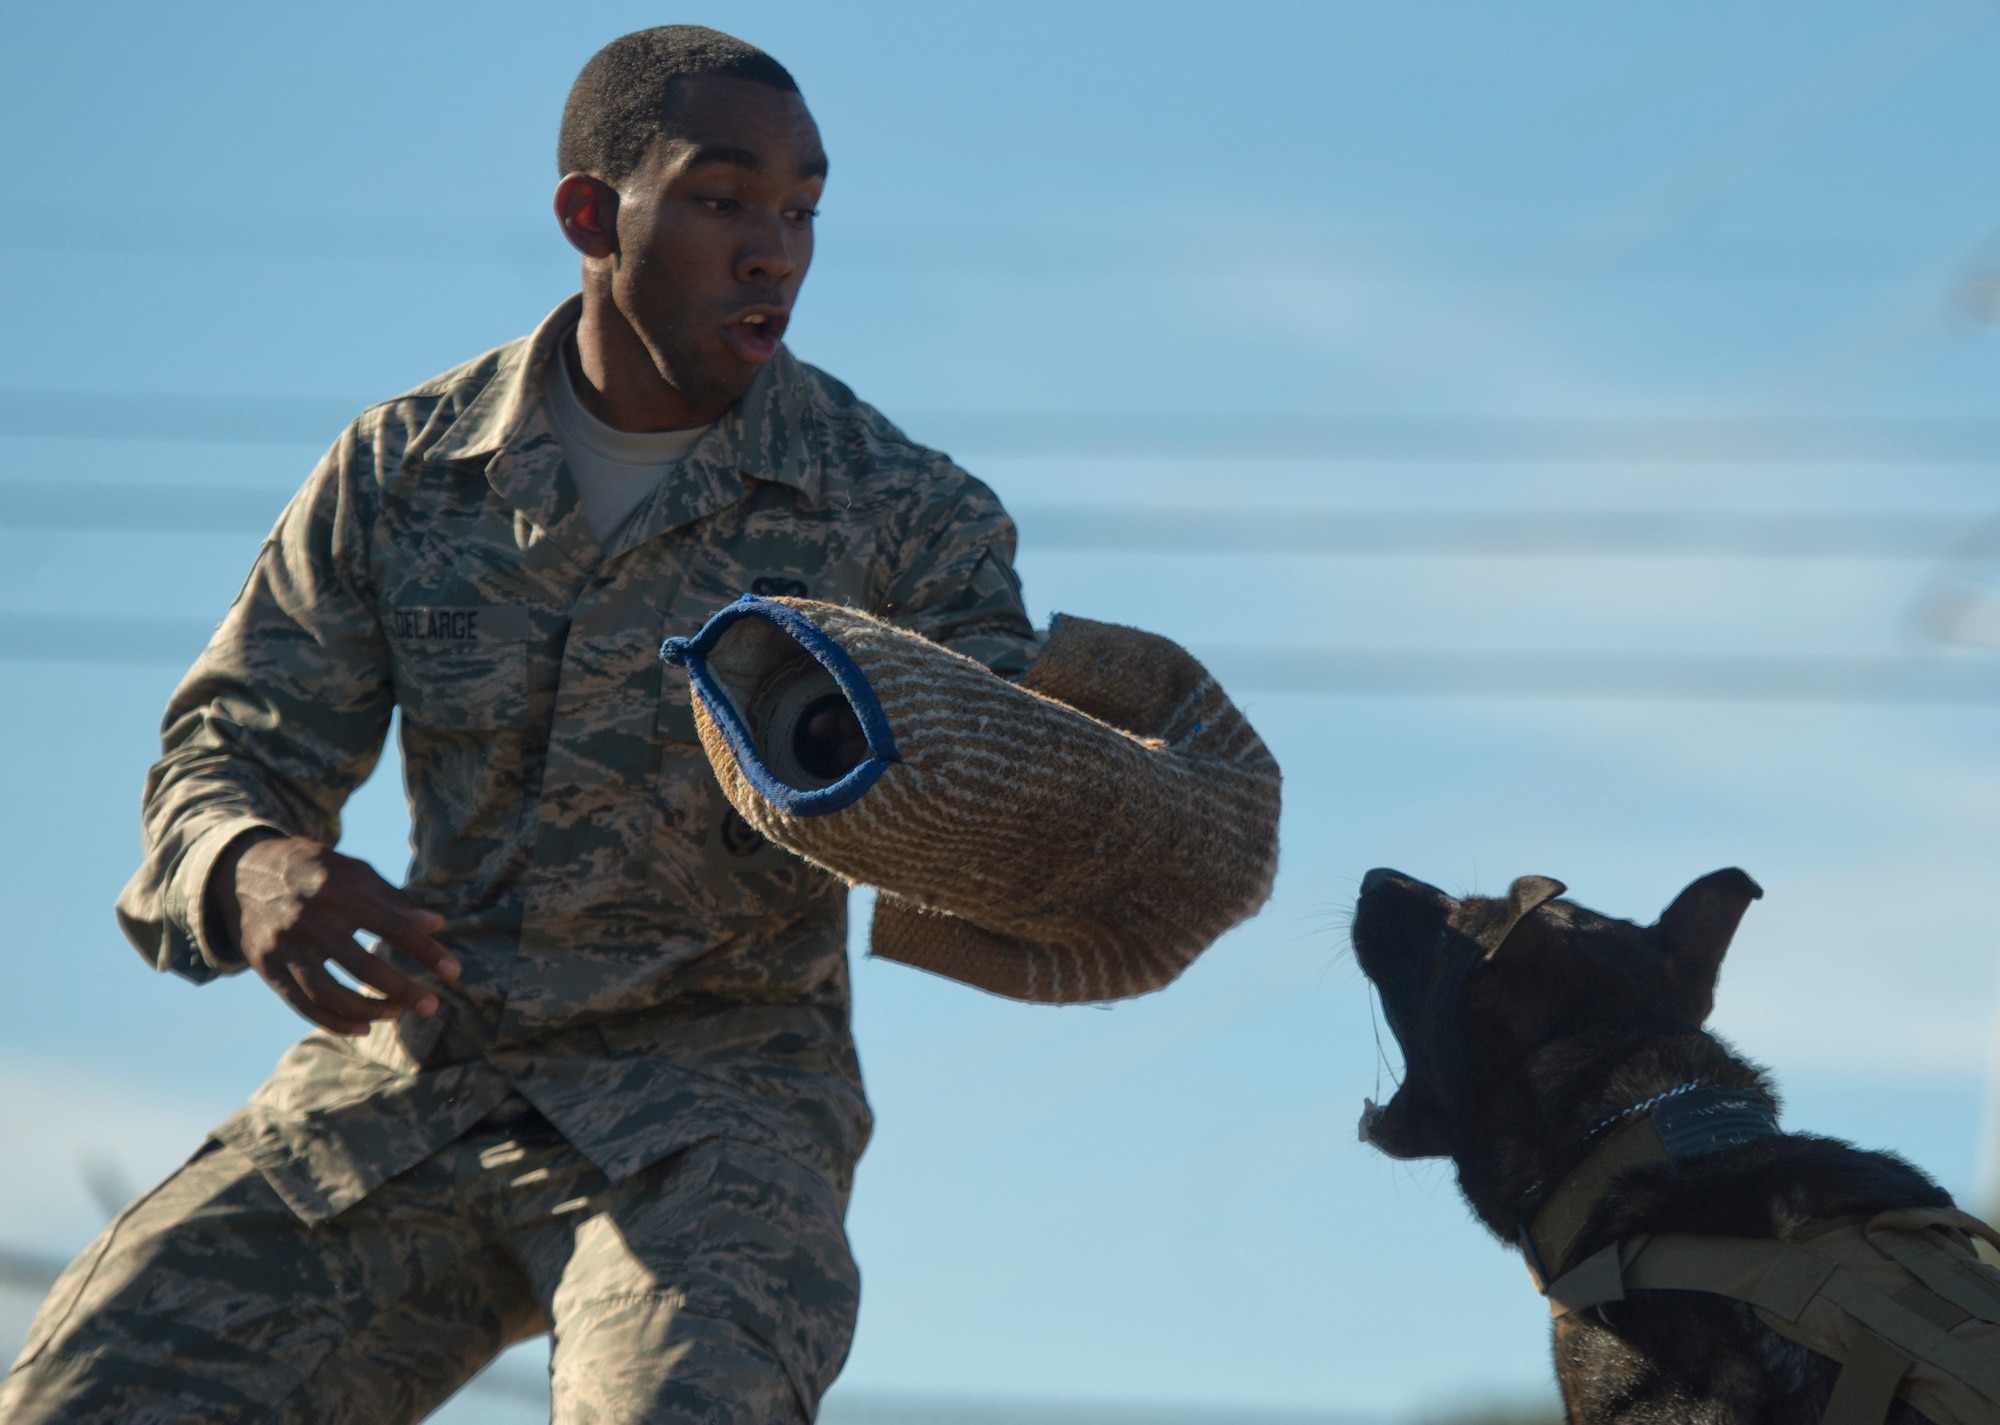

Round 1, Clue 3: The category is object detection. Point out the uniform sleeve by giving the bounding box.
[878,461,1041,679]
[114,423,396,983]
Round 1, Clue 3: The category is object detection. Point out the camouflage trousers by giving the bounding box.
[0,1100,859,1424]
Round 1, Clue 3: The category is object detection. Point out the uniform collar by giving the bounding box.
[426,295,827,567]
[610,334,825,561]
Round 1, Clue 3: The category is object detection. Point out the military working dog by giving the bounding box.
[1352,867,2000,1425]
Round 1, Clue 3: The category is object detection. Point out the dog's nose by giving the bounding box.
[1360,867,1400,896]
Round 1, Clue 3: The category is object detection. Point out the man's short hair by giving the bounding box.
[558,25,800,183]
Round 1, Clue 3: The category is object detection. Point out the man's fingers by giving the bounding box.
[349,858,445,930]
[301,924,437,1016]
[372,915,460,982]
[237,849,455,1032]
[267,966,371,1037]
[289,957,401,1028]
[347,867,460,981]
[326,939,440,1018]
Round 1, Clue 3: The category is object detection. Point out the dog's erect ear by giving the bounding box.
[1465,875,1573,1049]
[1479,875,1568,959]
[1655,868,1763,1023]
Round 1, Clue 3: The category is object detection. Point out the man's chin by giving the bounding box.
[686,333,779,402]
[617,316,770,422]
[647,354,762,425]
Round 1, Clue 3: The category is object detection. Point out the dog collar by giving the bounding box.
[1581,1079,1706,1143]
[1520,1084,1780,1290]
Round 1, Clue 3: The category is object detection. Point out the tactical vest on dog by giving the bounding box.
[661,596,1282,1003]
[1524,1087,2000,1425]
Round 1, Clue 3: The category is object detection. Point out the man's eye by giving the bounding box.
[699,197,740,214]
[785,208,819,224]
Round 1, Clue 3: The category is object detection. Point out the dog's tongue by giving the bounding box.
[1352,1104,1400,1144]
[1356,1077,1462,1159]
[1357,1099,1387,1143]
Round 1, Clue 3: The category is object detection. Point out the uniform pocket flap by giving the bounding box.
[394,642,529,729]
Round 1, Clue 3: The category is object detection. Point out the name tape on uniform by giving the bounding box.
[387,606,534,643]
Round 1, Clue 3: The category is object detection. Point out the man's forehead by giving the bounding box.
[651,76,825,179]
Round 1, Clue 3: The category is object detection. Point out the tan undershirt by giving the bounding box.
[542,343,711,545]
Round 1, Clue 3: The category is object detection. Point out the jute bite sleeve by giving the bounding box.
[660,596,1282,1003]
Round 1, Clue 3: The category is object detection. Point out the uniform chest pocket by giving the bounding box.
[388,606,532,731]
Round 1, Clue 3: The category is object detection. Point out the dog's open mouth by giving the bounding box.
[1351,868,1475,1159]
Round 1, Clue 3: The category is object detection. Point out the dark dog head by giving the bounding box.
[1352,866,1762,1162]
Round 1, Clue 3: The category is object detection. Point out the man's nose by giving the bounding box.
[735,221,801,286]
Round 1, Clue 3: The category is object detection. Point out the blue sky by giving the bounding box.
[4,3,2000,1420]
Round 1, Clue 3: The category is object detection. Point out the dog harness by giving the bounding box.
[1522,1086,2000,1425]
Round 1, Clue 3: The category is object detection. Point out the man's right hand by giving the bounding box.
[211,833,462,1037]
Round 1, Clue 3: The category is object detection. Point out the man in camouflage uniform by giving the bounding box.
[0,25,1037,1425]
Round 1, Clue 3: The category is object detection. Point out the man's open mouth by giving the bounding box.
[722,307,789,363]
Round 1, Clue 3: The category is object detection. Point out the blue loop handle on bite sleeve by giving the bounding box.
[660,594,899,817]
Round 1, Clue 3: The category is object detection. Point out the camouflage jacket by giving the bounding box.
[114,296,1038,1224]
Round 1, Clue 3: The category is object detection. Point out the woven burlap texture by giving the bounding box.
[686,598,1282,1003]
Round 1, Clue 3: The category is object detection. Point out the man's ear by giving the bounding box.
[1655,868,1763,1023]
[1479,875,1567,958]
[554,173,620,260]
